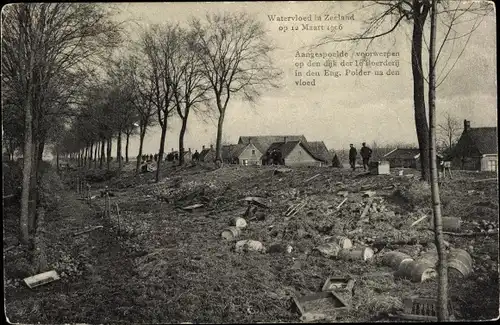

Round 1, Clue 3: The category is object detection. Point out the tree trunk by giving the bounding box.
[429,0,448,320]
[20,92,33,245]
[56,147,60,173]
[136,128,146,174]
[215,112,225,163]
[94,141,98,169]
[89,142,93,168]
[100,139,105,169]
[178,117,188,166]
[106,137,112,171]
[155,122,167,183]
[125,133,130,163]
[411,0,431,182]
[117,130,122,171]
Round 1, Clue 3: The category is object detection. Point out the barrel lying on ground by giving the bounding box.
[448,248,473,277]
[382,251,414,270]
[395,260,437,282]
[221,226,241,240]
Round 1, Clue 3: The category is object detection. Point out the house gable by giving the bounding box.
[237,143,262,162]
[284,142,322,165]
[452,131,482,158]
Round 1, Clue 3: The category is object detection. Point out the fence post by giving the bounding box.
[105,187,111,219]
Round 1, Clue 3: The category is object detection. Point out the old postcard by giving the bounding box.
[2,1,498,323]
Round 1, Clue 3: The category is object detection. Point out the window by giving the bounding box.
[487,160,497,172]
[243,159,248,166]
[251,149,255,155]
[298,150,302,155]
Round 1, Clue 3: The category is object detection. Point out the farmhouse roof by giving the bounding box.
[238,135,308,154]
[307,141,334,163]
[267,140,322,161]
[466,127,498,155]
[383,148,421,159]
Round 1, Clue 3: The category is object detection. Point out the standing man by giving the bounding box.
[360,142,373,171]
[349,144,357,171]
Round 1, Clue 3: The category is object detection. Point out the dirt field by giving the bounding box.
[3,161,499,323]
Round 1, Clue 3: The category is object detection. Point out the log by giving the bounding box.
[304,174,321,183]
[336,198,348,210]
[73,226,103,236]
[442,230,498,237]
[411,215,428,227]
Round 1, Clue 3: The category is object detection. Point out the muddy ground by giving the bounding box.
[3,161,499,323]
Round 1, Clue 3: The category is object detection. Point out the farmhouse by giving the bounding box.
[222,143,262,166]
[383,148,442,169]
[307,141,342,167]
[265,140,324,167]
[238,135,308,156]
[449,120,498,172]
[199,145,216,162]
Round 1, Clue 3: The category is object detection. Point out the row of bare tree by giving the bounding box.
[1,4,282,268]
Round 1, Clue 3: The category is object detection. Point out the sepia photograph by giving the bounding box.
[2,1,498,323]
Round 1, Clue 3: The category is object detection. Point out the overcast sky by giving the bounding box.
[112,1,497,155]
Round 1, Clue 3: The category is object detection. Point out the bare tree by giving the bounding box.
[437,112,462,154]
[139,24,182,182]
[428,0,448,320]
[173,28,210,166]
[311,0,492,182]
[192,12,282,163]
[2,3,122,251]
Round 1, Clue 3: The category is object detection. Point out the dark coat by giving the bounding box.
[349,147,357,159]
[360,146,372,159]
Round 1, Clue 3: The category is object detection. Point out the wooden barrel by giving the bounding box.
[339,247,374,261]
[231,217,247,229]
[430,216,461,231]
[382,251,413,270]
[448,249,473,277]
[327,236,353,249]
[417,251,439,267]
[395,260,437,282]
[221,227,241,241]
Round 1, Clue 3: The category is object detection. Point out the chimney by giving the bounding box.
[171,148,174,152]
[202,145,205,150]
[210,144,213,150]
[284,136,287,143]
[189,148,191,153]
[463,119,470,132]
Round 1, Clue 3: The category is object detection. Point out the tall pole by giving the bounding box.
[429,0,449,321]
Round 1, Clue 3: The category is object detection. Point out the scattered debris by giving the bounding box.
[182,204,204,211]
[299,312,332,323]
[73,225,103,236]
[231,217,248,229]
[448,248,473,277]
[394,260,437,283]
[382,251,414,271]
[235,240,265,253]
[221,227,241,241]
[267,243,292,254]
[293,291,349,318]
[23,270,60,289]
[360,199,374,220]
[304,174,321,183]
[338,247,374,261]
[273,168,292,175]
[362,191,376,198]
[336,198,348,210]
[389,296,455,321]
[326,236,352,250]
[242,196,269,209]
[336,191,348,197]
[321,276,355,294]
[410,215,428,227]
[285,201,306,218]
[315,242,342,258]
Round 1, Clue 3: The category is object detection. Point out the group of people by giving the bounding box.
[264,148,284,165]
[349,142,373,171]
